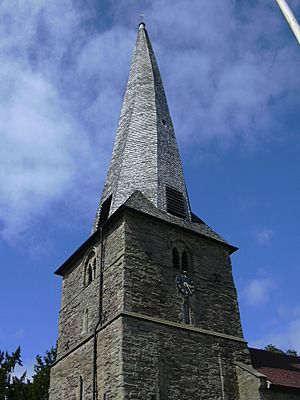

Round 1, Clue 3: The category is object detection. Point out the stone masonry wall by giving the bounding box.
[236,365,263,400]
[123,209,243,338]
[51,208,249,399]
[49,318,123,400]
[53,216,125,371]
[236,365,300,400]
[122,316,249,400]
[96,318,124,400]
[49,340,94,400]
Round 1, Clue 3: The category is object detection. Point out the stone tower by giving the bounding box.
[49,23,250,400]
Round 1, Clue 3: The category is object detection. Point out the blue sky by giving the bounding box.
[0,0,299,376]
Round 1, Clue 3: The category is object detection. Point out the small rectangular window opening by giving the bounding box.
[79,376,83,400]
[183,299,190,324]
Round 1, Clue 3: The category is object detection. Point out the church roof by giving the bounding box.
[250,348,300,391]
[56,190,236,276]
[123,190,236,251]
[92,22,191,232]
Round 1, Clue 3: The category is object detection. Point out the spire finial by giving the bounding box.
[139,14,145,29]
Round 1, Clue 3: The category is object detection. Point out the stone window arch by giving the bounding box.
[168,238,192,272]
[83,247,98,287]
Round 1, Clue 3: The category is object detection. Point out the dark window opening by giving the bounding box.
[79,376,83,400]
[181,250,189,272]
[172,248,180,269]
[183,299,190,324]
[93,258,97,278]
[166,186,186,218]
[88,266,93,285]
[99,195,112,226]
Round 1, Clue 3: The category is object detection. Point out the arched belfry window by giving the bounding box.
[169,239,192,272]
[87,265,93,285]
[181,250,189,272]
[172,248,180,269]
[93,258,97,278]
[83,248,97,287]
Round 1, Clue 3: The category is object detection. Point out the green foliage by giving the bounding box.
[264,344,285,354]
[30,347,56,400]
[0,347,30,400]
[286,349,298,357]
[264,344,298,356]
[0,346,56,400]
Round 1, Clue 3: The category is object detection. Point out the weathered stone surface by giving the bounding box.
[49,319,123,400]
[122,316,248,400]
[92,24,191,232]
[236,363,266,399]
[55,217,125,359]
[123,209,243,337]
[123,190,234,248]
[50,207,250,399]
[236,363,300,400]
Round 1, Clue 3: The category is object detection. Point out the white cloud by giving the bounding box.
[0,0,299,242]
[0,1,108,241]
[252,227,274,245]
[252,317,300,353]
[278,304,300,319]
[243,278,276,307]
[141,0,300,148]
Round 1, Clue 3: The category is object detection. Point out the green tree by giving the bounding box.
[6,373,31,400]
[264,344,285,354]
[30,346,56,400]
[286,349,298,357]
[0,346,56,400]
[0,347,30,400]
[264,344,298,356]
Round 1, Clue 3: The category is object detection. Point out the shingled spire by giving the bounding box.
[93,23,191,232]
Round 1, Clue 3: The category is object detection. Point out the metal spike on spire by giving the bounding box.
[139,13,145,29]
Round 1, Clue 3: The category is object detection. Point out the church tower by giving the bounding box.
[49,23,250,400]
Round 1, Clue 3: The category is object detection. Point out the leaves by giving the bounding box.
[264,344,298,356]
[0,346,56,400]
[30,346,56,400]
